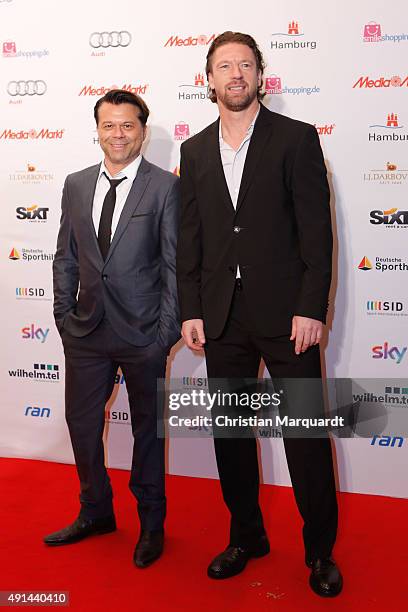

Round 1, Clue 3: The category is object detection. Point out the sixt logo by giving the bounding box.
[353,75,408,88]
[16,204,49,221]
[21,324,49,343]
[164,34,216,47]
[371,342,407,364]
[369,208,408,228]
[0,128,64,140]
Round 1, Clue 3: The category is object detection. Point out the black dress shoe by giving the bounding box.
[133,529,164,568]
[207,535,270,579]
[309,557,343,597]
[43,515,116,546]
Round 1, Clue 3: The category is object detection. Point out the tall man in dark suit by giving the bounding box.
[177,32,342,596]
[45,90,180,568]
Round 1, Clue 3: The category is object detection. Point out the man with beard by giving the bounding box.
[176,32,342,597]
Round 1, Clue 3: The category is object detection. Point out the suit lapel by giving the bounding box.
[236,104,274,213]
[207,119,235,214]
[104,157,151,265]
[83,164,103,264]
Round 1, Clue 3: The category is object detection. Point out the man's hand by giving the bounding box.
[290,315,323,355]
[182,319,206,351]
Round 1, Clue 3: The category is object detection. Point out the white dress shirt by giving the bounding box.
[92,155,142,237]
[219,106,260,277]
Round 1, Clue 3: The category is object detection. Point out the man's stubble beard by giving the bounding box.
[216,87,258,112]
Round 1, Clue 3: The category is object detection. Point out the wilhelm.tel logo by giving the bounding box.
[368,113,407,142]
[9,363,59,382]
[270,21,317,50]
[370,207,408,229]
[178,73,206,101]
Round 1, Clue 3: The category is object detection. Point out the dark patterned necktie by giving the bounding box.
[97,173,127,260]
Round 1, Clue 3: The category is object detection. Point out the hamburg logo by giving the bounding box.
[368,113,407,142]
[178,72,206,101]
[270,21,317,50]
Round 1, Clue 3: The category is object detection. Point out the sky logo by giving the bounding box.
[21,324,49,343]
[371,342,407,364]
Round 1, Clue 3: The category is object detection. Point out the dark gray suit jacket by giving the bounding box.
[53,157,180,349]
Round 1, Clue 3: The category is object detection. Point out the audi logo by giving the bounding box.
[7,80,47,96]
[89,31,132,48]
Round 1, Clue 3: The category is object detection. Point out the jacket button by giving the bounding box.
[102,274,108,280]
[233,226,241,233]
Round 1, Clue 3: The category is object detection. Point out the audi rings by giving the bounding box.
[89,31,132,48]
[7,80,47,96]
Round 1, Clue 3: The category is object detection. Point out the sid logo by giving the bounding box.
[372,342,407,364]
[21,324,49,343]
[16,205,49,220]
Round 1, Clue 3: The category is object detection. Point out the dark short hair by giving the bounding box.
[205,31,266,103]
[94,89,149,125]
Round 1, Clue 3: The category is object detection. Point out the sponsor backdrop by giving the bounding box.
[0,0,407,498]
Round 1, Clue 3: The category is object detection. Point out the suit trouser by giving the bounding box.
[204,283,338,562]
[62,317,167,530]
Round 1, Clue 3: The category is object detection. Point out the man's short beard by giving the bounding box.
[217,88,258,112]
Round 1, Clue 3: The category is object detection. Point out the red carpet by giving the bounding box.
[0,458,406,611]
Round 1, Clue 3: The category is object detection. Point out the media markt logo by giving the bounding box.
[178,72,206,101]
[164,34,216,48]
[363,162,408,185]
[270,20,317,50]
[16,204,49,222]
[362,21,408,44]
[265,75,319,96]
[353,74,408,89]
[368,113,407,142]
[366,300,406,317]
[358,255,408,272]
[2,40,49,59]
[9,363,60,382]
[8,246,54,263]
[0,127,65,140]
[372,342,407,364]
[15,287,50,301]
[370,207,408,229]
[79,83,148,96]
[314,123,335,136]
[9,163,53,184]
